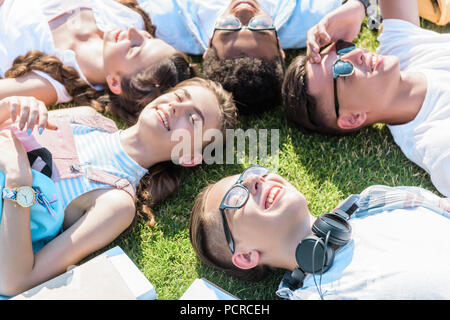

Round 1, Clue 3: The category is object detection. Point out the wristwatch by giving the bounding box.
[357,0,378,17]
[344,0,381,30]
[2,186,36,208]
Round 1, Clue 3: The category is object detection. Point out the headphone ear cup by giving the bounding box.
[312,213,352,246]
[295,235,335,274]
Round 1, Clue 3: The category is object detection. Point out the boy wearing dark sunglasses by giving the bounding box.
[282,0,450,198]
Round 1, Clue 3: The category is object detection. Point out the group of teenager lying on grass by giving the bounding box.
[0,0,449,299]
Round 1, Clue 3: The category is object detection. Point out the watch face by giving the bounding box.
[16,186,35,207]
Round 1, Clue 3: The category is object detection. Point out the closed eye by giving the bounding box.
[174,91,183,102]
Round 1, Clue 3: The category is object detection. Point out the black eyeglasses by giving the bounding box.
[332,40,357,119]
[219,164,270,254]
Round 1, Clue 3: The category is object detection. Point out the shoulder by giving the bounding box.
[92,188,136,223]
[96,188,136,210]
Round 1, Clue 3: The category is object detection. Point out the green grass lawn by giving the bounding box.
[74,19,449,300]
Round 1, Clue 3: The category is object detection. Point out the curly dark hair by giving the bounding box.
[202,48,284,115]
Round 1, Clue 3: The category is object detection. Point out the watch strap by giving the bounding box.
[2,188,17,200]
[357,0,370,10]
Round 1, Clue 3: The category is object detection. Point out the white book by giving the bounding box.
[12,246,157,300]
[180,278,238,300]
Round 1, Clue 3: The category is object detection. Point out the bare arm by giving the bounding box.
[0,188,136,296]
[0,72,58,107]
[379,0,420,27]
[307,0,422,63]
[0,131,34,295]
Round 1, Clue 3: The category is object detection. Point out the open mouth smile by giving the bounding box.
[155,108,170,131]
[369,53,383,72]
[264,185,282,209]
[115,30,123,42]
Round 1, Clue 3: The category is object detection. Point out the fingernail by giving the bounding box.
[38,127,44,135]
[27,128,32,136]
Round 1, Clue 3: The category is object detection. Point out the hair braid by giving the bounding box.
[5,50,101,107]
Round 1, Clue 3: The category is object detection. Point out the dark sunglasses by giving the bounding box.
[219,164,270,254]
[332,40,357,119]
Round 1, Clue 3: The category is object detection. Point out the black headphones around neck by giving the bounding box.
[283,194,360,291]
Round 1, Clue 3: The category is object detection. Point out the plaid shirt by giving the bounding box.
[355,185,450,218]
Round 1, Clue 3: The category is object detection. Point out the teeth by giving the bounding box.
[267,187,280,205]
[157,110,169,130]
[372,55,377,71]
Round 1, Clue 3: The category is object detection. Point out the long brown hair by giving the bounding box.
[4,0,194,124]
[134,77,238,227]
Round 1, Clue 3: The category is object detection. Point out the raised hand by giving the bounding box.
[306,1,366,64]
[0,96,57,135]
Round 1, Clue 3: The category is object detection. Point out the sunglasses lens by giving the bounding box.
[336,40,356,54]
[334,60,354,78]
[215,15,240,29]
[224,186,248,208]
[248,15,274,29]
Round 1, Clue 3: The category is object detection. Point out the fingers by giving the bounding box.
[17,99,31,131]
[306,21,331,64]
[45,121,58,131]
[317,23,331,45]
[35,99,51,133]
[25,98,40,134]
[9,97,19,123]
[1,96,54,134]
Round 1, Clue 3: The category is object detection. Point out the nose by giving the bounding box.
[340,48,365,66]
[127,27,145,46]
[234,9,255,26]
[168,101,188,119]
[241,175,265,197]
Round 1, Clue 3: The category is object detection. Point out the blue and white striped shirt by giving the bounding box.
[55,124,148,210]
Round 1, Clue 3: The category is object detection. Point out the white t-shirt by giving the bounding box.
[0,0,144,104]
[376,19,450,197]
[277,187,450,300]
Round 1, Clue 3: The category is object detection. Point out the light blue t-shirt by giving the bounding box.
[277,186,450,300]
[137,0,341,54]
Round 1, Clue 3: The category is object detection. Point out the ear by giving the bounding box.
[336,112,367,130]
[106,74,122,95]
[232,249,260,270]
[277,37,285,60]
[179,153,203,167]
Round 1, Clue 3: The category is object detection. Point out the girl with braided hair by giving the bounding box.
[0,0,195,127]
